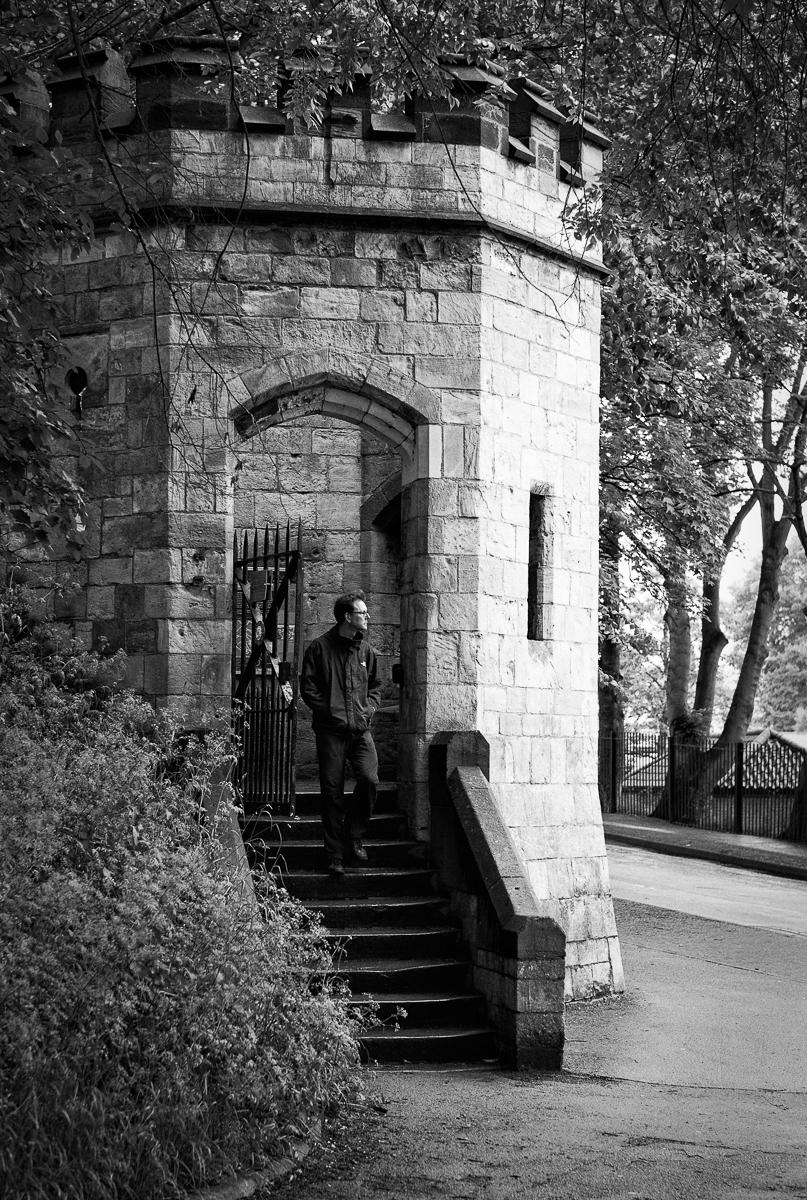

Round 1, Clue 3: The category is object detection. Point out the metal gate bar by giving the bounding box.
[232,521,303,815]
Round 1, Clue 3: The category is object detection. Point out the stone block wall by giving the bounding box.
[473,239,622,996]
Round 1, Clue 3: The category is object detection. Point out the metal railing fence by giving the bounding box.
[599,731,807,844]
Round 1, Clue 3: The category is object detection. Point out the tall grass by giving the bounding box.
[0,595,361,1199]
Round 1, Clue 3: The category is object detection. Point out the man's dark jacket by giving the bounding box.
[300,626,382,734]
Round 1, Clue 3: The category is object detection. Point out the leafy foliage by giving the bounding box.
[0,592,362,1200]
[1,0,548,117]
[561,0,807,739]
[580,0,807,581]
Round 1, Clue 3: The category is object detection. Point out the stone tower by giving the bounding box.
[43,40,623,1001]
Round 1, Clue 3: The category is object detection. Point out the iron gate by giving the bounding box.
[232,522,304,815]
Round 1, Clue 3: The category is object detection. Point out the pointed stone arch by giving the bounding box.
[228,349,440,461]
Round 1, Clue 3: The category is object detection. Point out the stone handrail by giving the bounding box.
[430,733,566,1069]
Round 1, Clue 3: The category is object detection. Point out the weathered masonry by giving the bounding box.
[33,38,623,1052]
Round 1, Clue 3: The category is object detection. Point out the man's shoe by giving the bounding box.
[327,859,345,877]
[350,839,368,864]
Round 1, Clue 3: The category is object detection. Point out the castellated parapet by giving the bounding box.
[36,39,622,1002]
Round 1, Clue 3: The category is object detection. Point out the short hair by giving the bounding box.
[334,591,366,624]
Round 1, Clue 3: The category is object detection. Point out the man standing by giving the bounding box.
[300,591,381,876]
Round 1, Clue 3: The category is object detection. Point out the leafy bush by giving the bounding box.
[0,591,362,1200]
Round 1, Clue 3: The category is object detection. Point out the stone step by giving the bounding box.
[334,956,473,993]
[360,1025,499,1064]
[328,925,461,960]
[310,895,448,926]
[242,811,407,842]
[245,777,498,1066]
[349,991,487,1027]
[242,783,400,819]
[278,867,436,900]
[248,838,426,871]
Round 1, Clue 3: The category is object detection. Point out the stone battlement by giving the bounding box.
[7,40,607,271]
[43,39,608,166]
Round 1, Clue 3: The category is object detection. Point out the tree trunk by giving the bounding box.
[719,519,790,744]
[651,569,701,820]
[663,570,692,727]
[693,574,729,732]
[684,515,793,824]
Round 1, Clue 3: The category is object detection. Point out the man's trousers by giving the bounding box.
[315,728,379,864]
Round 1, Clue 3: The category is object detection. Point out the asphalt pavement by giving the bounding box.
[270,836,807,1200]
[607,842,807,936]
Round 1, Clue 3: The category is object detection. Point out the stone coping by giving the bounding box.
[447,764,548,934]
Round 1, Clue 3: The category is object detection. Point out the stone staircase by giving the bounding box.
[242,782,499,1064]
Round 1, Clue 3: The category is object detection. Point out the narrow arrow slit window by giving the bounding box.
[527,490,550,640]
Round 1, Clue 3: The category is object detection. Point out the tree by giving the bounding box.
[557,0,807,751]
[619,582,676,732]
[728,548,807,730]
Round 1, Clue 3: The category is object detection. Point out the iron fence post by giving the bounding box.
[610,729,618,813]
[734,741,744,834]
[667,736,676,822]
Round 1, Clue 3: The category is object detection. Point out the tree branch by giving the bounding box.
[723,489,759,555]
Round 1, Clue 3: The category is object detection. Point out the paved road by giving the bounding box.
[565,898,807,1091]
[607,843,807,937]
[271,853,807,1200]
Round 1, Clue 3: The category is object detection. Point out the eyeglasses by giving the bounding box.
[350,609,370,617]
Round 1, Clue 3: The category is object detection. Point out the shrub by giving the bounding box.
[0,592,362,1200]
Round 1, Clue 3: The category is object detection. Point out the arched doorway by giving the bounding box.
[228,350,450,834]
